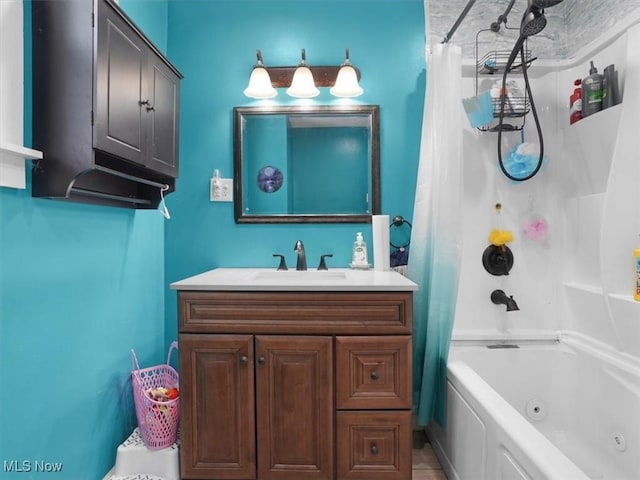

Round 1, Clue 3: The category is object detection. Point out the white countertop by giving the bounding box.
[170,268,418,292]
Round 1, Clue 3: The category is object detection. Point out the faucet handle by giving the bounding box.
[317,254,333,271]
[272,254,288,271]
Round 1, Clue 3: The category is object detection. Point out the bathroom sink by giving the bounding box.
[251,270,348,283]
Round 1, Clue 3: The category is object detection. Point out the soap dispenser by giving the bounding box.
[351,232,369,269]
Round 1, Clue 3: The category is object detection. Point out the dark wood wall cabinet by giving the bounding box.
[31,0,182,209]
[178,291,414,480]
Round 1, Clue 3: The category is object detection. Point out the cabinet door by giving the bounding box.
[95,1,147,166]
[179,334,256,480]
[144,55,179,177]
[255,335,334,480]
[336,410,412,480]
[336,336,412,409]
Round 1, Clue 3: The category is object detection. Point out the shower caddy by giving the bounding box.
[474,29,531,132]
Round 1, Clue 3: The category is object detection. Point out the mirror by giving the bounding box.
[233,105,380,223]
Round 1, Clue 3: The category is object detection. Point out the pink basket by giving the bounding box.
[131,341,180,450]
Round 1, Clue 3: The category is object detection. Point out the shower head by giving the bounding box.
[521,7,547,37]
[520,0,563,37]
[531,0,563,7]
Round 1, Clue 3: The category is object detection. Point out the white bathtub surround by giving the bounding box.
[424,2,640,479]
[430,3,640,353]
[408,42,464,427]
[429,339,640,480]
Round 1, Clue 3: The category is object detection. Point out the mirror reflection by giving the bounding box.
[233,105,380,223]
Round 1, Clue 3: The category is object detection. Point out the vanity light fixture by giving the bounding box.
[330,49,364,98]
[243,50,277,99]
[286,49,320,98]
[243,48,362,99]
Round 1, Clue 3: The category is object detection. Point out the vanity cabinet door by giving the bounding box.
[336,336,412,409]
[179,334,256,479]
[336,410,412,480]
[255,335,334,480]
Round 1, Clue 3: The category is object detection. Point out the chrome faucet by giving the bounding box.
[491,289,520,311]
[294,240,307,271]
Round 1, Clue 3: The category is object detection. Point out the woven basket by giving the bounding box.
[131,342,179,450]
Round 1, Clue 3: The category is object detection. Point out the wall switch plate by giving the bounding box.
[210,178,233,202]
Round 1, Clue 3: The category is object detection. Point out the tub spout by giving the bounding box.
[491,289,520,311]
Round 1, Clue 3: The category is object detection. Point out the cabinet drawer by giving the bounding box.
[179,291,412,335]
[336,410,412,480]
[336,336,412,409]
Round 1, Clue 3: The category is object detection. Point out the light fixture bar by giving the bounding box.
[244,48,363,98]
[264,66,360,87]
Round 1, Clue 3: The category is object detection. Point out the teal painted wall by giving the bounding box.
[119,0,168,54]
[0,1,424,477]
[164,0,426,342]
[0,1,169,478]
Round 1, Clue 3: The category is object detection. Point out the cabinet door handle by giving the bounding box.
[240,355,248,365]
[370,371,379,380]
[258,356,266,365]
[371,444,379,455]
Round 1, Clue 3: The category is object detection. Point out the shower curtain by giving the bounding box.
[408,42,463,427]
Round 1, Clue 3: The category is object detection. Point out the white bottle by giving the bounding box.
[351,232,369,268]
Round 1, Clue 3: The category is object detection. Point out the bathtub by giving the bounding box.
[428,336,640,480]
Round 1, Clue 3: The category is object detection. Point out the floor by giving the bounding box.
[412,430,448,480]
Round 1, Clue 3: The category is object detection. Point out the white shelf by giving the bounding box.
[563,281,603,295]
[0,142,43,160]
[0,142,43,190]
[608,293,640,304]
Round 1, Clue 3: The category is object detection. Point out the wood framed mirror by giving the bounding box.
[233,105,380,223]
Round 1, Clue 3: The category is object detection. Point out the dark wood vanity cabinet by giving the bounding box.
[177,291,413,480]
[31,0,182,208]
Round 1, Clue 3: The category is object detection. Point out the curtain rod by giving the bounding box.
[441,0,478,44]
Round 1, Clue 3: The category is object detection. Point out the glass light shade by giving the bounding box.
[330,65,363,97]
[243,67,277,99]
[286,66,320,98]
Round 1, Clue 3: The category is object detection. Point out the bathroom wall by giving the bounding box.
[163,0,426,342]
[0,1,169,478]
[435,1,640,360]
[452,69,565,340]
[557,24,640,359]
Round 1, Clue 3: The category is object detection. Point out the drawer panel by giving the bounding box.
[336,410,412,480]
[179,291,412,335]
[336,336,412,409]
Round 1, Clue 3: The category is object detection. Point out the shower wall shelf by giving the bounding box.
[474,29,532,132]
[476,50,533,75]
